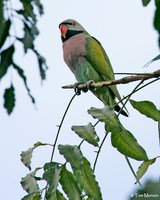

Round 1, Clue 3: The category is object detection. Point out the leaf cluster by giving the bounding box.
[0,0,48,115]
[21,97,160,199]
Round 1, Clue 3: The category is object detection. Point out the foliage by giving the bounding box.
[20,93,160,199]
[0,0,48,115]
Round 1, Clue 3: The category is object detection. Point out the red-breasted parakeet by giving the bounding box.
[59,19,128,116]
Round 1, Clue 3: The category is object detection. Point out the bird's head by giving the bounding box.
[59,19,87,42]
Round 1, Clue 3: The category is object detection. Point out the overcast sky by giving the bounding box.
[1,0,160,199]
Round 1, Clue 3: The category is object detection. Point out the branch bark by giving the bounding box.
[62,69,160,90]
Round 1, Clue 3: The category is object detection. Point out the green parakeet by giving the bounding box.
[59,19,128,116]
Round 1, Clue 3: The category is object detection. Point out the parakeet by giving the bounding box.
[59,19,128,116]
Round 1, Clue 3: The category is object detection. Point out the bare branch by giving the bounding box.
[62,69,160,90]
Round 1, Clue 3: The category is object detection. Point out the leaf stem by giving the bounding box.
[50,93,77,162]
[125,156,142,187]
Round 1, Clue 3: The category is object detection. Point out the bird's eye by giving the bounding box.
[72,22,76,26]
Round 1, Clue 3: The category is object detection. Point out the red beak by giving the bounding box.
[60,25,68,38]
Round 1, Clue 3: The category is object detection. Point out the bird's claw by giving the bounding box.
[74,83,81,95]
[83,80,95,92]
[74,80,95,95]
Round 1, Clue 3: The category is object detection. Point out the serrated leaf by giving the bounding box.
[21,168,40,193]
[136,158,156,182]
[21,148,33,170]
[88,106,122,132]
[72,123,99,147]
[0,19,11,48]
[111,126,148,161]
[79,157,102,200]
[43,164,61,194]
[142,0,151,6]
[21,142,48,170]
[129,99,160,122]
[0,45,14,80]
[59,165,82,200]
[58,145,83,170]
[13,63,35,104]
[4,84,15,115]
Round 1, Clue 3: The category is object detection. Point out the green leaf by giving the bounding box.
[129,99,160,122]
[142,0,151,6]
[4,84,15,115]
[111,126,148,161]
[32,195,41,200]
[0,45,14,80]
[45,190,67,200]
[21,168,40,193]
[72,123,99,147]
[18,23,34,53]
[21,148,33,170]
[20,0,36,21]
[0,19,11,48]
[154,1,160,48]
[88,106,122,132]
[59,165,82,200]
[22,193,41,200]
[43,163,61,194]
[21,141,48,170]
[58,145,83,170]
[158,121,160,147]
[136,158,156,182]
[13,63,35,104]
[79,157,102,200]
[33,49,48,81]
[33,0,44,15]
[56,190,67,200]
[44,162,60,171]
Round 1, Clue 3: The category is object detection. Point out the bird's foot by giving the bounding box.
[83,80,95,92]
[74,83,82,95]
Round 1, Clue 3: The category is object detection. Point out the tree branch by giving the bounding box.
[62,69,160,90]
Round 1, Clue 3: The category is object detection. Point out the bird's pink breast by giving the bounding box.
[63,33,86,73]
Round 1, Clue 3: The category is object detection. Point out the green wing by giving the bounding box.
[85,36,122,102]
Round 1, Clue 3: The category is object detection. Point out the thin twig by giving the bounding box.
[50,93,77,162]
[93,132,109,172]
[117,79,144,117]
[115,77,160,108]
[62,69,160,90]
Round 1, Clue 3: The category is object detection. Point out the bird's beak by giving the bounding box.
[60,25,67,39]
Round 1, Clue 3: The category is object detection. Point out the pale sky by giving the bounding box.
[1,0,160,199]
